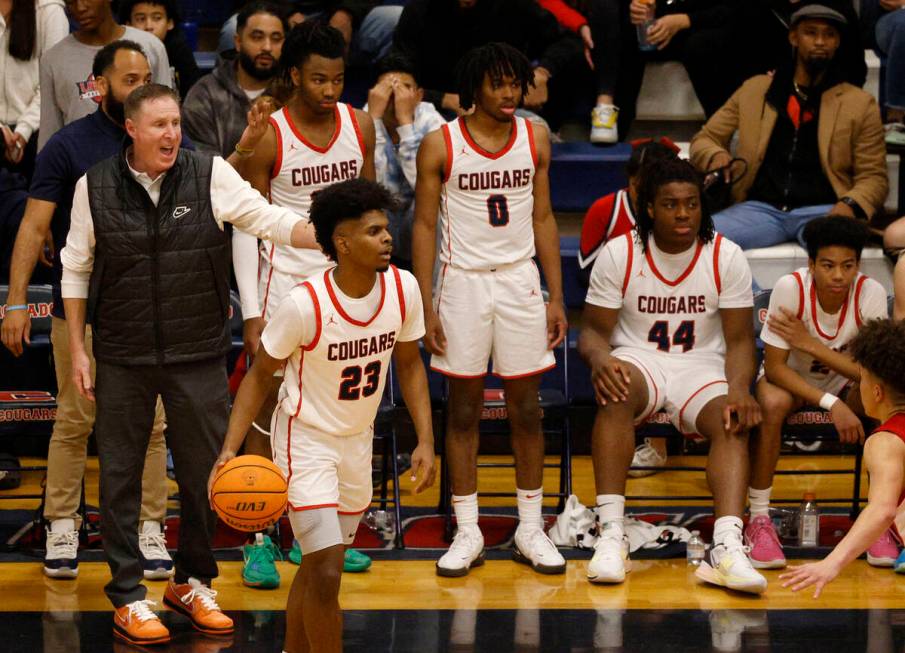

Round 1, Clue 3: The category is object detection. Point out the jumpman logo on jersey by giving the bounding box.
[459,147,469,156]
[637,267,646,278]
[289,142,299,151]
[325,313,338,327]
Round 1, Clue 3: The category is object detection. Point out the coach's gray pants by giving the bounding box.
[94,357,228,608]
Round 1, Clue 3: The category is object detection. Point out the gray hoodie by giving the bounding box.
[181,53,252,158]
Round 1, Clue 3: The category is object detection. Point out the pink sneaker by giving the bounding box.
[866,528,899,567]
[744,515,786,569]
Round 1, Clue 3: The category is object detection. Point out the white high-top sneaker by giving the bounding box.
[436,526,485,578]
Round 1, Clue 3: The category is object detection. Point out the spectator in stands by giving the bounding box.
[860,0,905,144]
[59,83,318,646]
[882,216,905,319]
[0,0,69,181]
[391,0,586,128]
[749,216,895,571]
[38,0,172,149]
[218,0,401,67]
[119,0,202,98]
[364,52,445,267]
[739,0,867,89]
[537,0,616,142]
[182,2,286,158]
[0,41,175,582]
[689,4,888,250]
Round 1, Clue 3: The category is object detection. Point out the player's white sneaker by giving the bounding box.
[628,438,667,478]
[696,536,767,595]
[587,525,630,584]
[139,521,174,580]
[512,526,566,574]
[436,526,485,577]
[590,104,619,144]
[44,522,79,579]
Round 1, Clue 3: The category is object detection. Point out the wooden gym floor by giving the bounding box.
[4,452,903,651]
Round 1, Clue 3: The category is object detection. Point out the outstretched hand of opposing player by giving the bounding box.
[723,387,761,434]
[590,354,631,406]
[423,309,447,356]
[779,559,841,598]
[409,442,437,494]
[546,301,567,349]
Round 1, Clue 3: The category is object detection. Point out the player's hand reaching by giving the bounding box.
[723,387,761,434]
[409,442,437,494]
[830,401,865,444]
[779,559,841,598]
[546,301,567,349]
[590,354,631,405]
[423,308,447,356]
[236,97,276,154]
[768,307,817,354]
[208,450,237,509]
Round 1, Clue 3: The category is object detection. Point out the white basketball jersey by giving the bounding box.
[613,233,729,359]
[781,267,873,392]
[439,116,536,270]
[278,266,408,435]
[265,103,365,277]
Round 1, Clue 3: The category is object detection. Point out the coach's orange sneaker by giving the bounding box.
[113,599,170,645]
[163,578,234,636]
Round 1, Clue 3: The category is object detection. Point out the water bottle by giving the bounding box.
[798,492,819,547]
[637,0,657,52]
[687,530,705,566]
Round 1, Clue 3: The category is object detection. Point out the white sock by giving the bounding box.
[516,487,544,531]
[713,516,744,548]
[452,493,479,532]
[595,494,625,537]
[50,518,75,534]
[748,486,772,517]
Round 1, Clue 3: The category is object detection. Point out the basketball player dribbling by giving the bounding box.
[231,20,376,584]
[412,43,568,577]
[579,158,767,594]
[211,178,436,653]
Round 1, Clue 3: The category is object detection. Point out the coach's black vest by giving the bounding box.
[86,148,231,365]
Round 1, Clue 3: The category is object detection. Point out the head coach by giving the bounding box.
[58,83,317,645]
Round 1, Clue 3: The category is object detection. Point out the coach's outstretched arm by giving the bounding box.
[208,348,284,500]
[392,340,437,493]
[720,307,762,434]
[530,123,567,349]
[411,129,447,355]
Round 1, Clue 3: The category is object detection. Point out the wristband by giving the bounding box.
[235,143,254,157]
[819,392,839,411]
[4,304,28,312]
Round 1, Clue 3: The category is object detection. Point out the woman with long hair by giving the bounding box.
[0,0,68,180]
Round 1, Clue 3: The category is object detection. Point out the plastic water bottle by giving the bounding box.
[798,492,819,547]
[687,530,705,566]
[637,0,657,52]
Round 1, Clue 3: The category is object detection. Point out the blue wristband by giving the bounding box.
[4,304,28,312]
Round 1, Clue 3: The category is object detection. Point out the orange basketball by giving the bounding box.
[211,455,288,532]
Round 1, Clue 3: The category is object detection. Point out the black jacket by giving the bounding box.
[86,148,232,366]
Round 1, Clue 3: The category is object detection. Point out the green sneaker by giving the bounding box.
[287,541,371,572]
[343,548,372,573]
[289,540,302,565]
[242,533,282,589]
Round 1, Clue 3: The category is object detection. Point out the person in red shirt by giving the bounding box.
[780,318,905,597]
[578,137,679,282]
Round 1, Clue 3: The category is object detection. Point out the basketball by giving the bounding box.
[210,455,288,532]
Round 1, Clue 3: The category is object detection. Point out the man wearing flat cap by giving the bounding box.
[690,1,888,250]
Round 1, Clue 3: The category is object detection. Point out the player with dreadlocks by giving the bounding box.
[579,158,766,594]
[229,19,376,591]
[413,42,568,578]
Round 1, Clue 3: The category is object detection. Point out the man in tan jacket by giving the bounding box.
[690,3,887,250]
